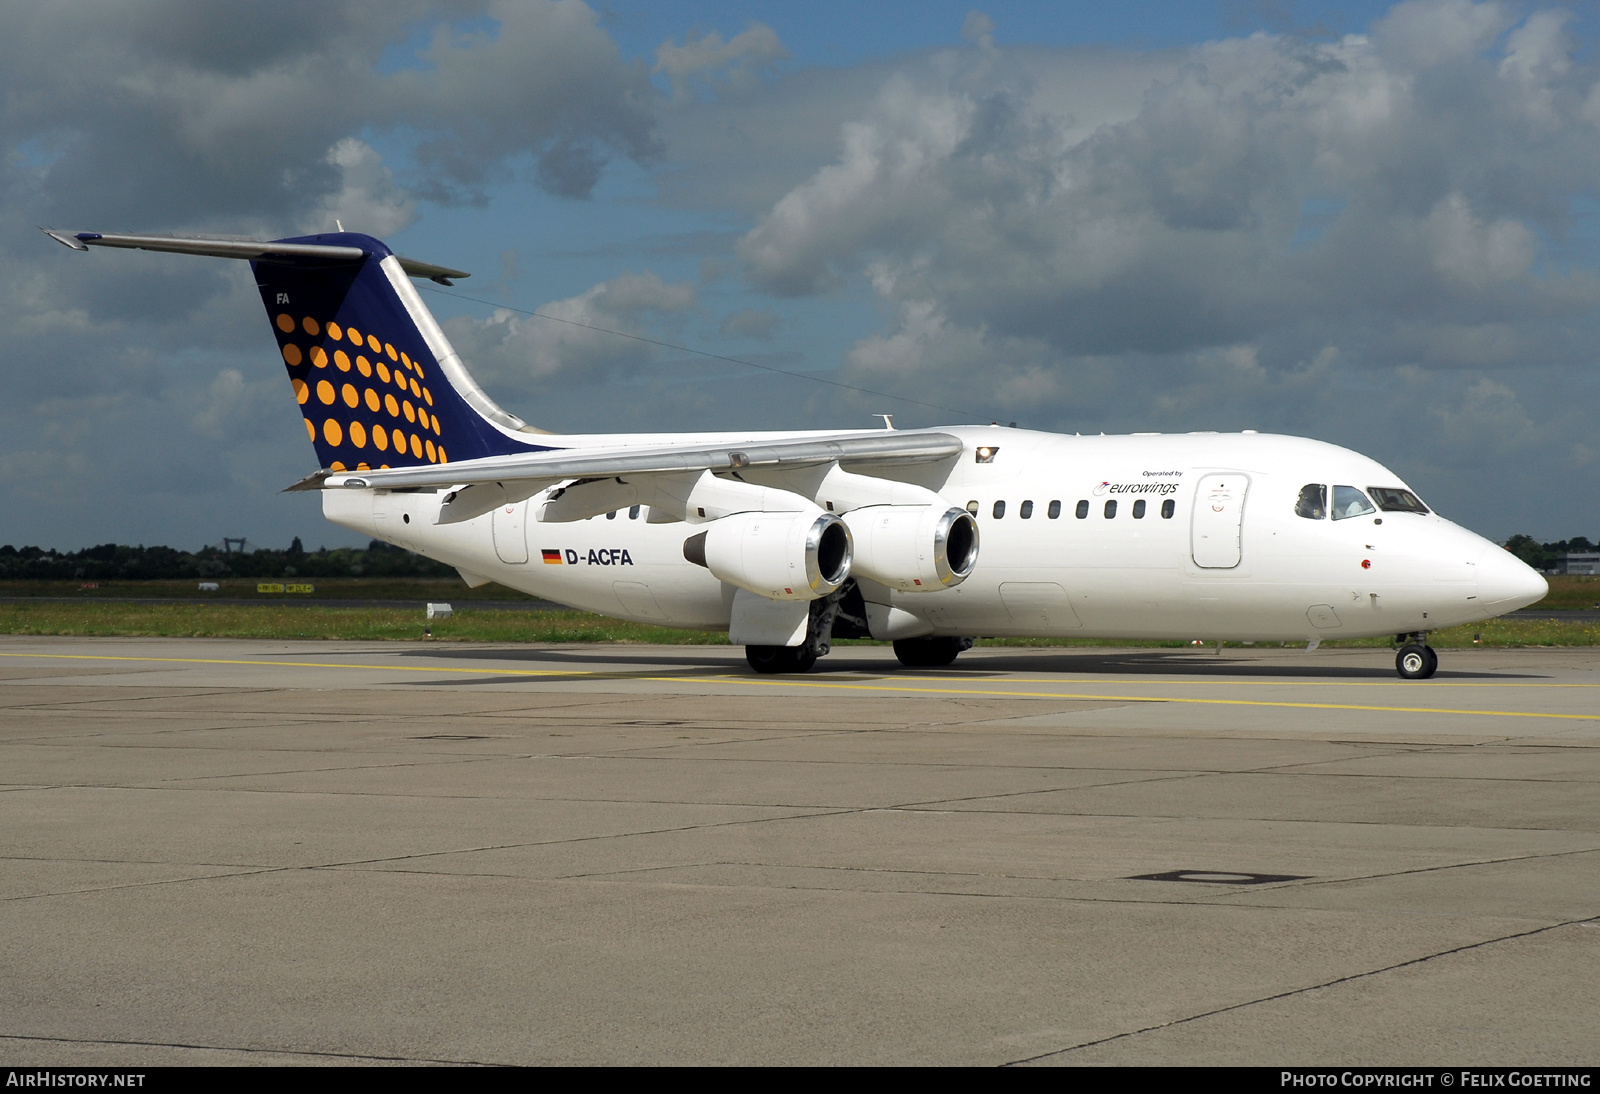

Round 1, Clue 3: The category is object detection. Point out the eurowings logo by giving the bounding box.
[1095,481,1181,497]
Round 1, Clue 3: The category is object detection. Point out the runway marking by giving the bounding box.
[0,651,587,678]
[2,652,1594,721]
[686,676,1600,722]
[908,677,1600,689]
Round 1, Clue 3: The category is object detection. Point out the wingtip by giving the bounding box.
[41,228,89,251]
[282,468,335,493]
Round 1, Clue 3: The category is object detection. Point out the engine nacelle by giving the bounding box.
[683,509,852,601]
[843,505,979,592]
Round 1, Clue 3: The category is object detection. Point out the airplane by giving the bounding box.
[44,228,1549,679]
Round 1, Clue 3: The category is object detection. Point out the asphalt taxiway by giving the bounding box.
[1,637,1596,1065]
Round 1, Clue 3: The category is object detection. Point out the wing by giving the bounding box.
[323,430,965,491]
[315,431,967,525]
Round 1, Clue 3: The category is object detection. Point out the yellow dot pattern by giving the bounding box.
[275,313,452,468]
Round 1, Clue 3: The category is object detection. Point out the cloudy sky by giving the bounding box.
[4,0,1598,550]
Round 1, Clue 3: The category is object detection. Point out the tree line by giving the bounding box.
[1502,535,1597,572]
[0,540,455,581]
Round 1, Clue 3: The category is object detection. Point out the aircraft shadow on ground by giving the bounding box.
[395,645,1539,681]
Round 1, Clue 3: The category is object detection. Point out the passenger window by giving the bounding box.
[1048,500,1061,519]
[966,500,979,516]
[606,510,617,520]
[1296,484,1327,520]
[1368,487,1429,515]
[628,505,641,519]
[1075,500,1089,519]
[1331,486,1376,521]
[1161,499,1175,519]
[1104,500,1117,518]
[1132,499,1146,519]
[1020,500,1034,519]
[992,500,1006,519]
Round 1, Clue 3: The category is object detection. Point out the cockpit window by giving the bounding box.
[1295,484,1326,520]
[1331,485,1376,521]
[1368,487,1429,515]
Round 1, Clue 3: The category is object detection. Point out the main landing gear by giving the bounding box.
[745,581,864,675]
[1395,633,1438,680]
[742,583,974,674]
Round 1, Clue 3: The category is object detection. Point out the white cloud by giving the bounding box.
[442,271,699,407]
[654,23,788,103]
[1374,0,1512,70]
[300,139,417,236]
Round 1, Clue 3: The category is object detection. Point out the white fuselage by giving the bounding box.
[323,427,1547,642]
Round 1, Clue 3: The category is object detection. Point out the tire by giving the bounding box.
[893,637,964,668]
[745,645,817,674]
[1395,643,1437,680]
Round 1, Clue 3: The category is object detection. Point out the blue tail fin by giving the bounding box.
[252,232,546,472]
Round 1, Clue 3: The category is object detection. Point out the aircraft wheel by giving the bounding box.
[1395,643,1438,680]
[745,645,817,674]
[893,637,965,668]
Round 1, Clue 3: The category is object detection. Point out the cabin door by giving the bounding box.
[492,501,529,564]
[1191,473,1249,569]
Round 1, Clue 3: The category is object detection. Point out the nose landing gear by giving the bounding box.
[1395,634,1438,679]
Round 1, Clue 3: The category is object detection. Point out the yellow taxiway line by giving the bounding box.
[0,651,582,677]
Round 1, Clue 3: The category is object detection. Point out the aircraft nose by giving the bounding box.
[1477,543,1548,612]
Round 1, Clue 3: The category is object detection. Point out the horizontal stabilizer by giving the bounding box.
[43,230,468,283]
[325,431,967,492]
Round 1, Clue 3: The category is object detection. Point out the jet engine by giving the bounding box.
[843,505,979,592]
[684,509,852,601]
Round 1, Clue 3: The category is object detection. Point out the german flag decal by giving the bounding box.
[541,549,563,565]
